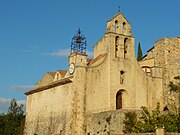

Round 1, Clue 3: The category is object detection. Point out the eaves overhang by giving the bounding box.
[25,77,73,95]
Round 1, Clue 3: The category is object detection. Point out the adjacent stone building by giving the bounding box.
[23,11,180,135]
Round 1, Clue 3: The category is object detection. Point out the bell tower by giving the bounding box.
[105,11,135,59]
[68,29,87,135]
[104,11,135,110]
[106,12,132,36]
[69,28,88,68]
[71,28,87,55]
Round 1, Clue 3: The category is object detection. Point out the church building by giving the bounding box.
[23,11,180,135]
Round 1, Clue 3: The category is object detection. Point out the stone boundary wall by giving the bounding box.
[86,110,125,135]
[110,133,180,135]
[86,110,180,135]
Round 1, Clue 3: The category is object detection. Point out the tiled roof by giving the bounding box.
[87,54,106,65]
[47,72,56,77]
[57,70,67,77]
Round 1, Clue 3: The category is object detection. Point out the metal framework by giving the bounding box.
[71,28,87,54]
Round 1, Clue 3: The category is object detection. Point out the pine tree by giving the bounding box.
[137,42,143,61]
[0,98,25,135]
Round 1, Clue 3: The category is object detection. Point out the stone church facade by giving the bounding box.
[24,12,180,135]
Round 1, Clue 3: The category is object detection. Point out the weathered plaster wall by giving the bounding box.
[24,83,73,135]
[86,53,109,114]
[93,36,108,58]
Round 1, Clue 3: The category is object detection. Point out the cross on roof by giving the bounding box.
[118,6,121,12]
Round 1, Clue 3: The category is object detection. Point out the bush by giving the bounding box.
[123,103,179,133]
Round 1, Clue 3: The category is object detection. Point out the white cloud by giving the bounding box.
[46,49,70,57]
[46,48,94,58]
[0,97,26,114]
[11,85,34,91]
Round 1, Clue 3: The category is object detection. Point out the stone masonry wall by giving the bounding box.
[141,37,180,108]
[145,37,180,86]
[153,37,180,107]
[86,110,128,135]
[86,109,180,135]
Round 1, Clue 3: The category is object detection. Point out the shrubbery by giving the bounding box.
[123,103,179,133]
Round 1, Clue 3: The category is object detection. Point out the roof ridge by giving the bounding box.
[88,54,106,65]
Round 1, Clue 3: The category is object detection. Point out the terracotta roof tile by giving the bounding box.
[87,54,106,65]
[57,70,67,77]
[47,72,56,77]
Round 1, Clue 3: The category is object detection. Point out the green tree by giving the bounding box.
[123,111,138,133]
[8,98,24,116]
[0,98,25,135]
[137,42,143,61]
[169,76,180,132]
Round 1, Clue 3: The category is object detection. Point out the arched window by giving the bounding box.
[115,36,119,57]
[122,22,126,34]
[124,38,128,58]
[120,70,125,84]
[114,20,118,33]
[116,90,123,109]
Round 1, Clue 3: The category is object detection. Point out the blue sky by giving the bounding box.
[0,0,179,113]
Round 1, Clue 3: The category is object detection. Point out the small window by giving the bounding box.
[120,70,125,84]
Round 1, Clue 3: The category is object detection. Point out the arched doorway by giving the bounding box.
[116,90,123,109]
